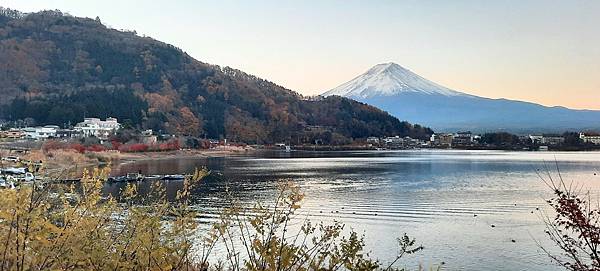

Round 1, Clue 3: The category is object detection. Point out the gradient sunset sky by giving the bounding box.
[2,0,599,109]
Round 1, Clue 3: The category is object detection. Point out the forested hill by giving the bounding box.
[0,8,433,144]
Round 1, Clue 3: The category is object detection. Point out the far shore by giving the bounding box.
[111,145,254,164]
[3,143,600,180]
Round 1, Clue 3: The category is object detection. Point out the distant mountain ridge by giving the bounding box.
[323,62,600,133]
[0,8,433,143]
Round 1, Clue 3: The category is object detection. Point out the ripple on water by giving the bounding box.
[111,150,600,271]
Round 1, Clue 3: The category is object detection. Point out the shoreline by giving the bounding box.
[5,146,253,179]
[5,145,600,178]
[111,147,254,166]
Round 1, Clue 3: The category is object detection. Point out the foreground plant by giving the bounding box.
[200,182,424,271]
[0,166,208,270]
[0,165,425,270]
[539,168,600,271]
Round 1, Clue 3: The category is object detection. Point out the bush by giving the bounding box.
[86,144,106,152]
[0,167,425,270]
[540,168,600,271]
[0,166,208,270]
[69,143,86,153]
[203,182,424,271]
[119,143,149,152]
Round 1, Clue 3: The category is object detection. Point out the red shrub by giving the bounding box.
[110,140,122,150]
[86,144,106,152]
[119,143,149,153]
[69,143,86,154]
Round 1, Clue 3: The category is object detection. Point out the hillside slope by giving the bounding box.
[0,8,432,143]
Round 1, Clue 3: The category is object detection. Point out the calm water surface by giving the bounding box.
[108,150,600,271]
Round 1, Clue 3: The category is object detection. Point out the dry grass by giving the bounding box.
[85,150,122,163]
[21,149,45,163]
[0,149,9,159]
[35,149,99,178]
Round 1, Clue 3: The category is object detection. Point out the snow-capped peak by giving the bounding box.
[322,62,465,98]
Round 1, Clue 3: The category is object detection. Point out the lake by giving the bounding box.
[109,149,600,270]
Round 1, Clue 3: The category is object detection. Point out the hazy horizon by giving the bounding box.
[1,0,599,110]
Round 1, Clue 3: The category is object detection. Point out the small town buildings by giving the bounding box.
[366,137,380,144]
[141,129,158,144]
[23,125,58,140]
[383,136,404,148]
[453,131,474,145]
[404,136,424,147]
[0,129,24,139]
[433,133,454,147]
[55,129,77,138]
[541,135,565,146]
[528,135,543,145]
[580,133,600,145]
[73,117,121,139]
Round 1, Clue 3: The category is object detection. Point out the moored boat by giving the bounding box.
[161,174,185,181]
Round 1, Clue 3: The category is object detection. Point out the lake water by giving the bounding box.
[108,150,600,270]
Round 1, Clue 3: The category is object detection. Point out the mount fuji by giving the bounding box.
[322,63,600,133]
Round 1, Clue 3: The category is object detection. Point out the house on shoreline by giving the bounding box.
[73,117,121,139]
[22,125,59,140]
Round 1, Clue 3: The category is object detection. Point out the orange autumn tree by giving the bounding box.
[144,92,176,113]
[175,106,202,136]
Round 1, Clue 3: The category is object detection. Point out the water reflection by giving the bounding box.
[107,150,600,270]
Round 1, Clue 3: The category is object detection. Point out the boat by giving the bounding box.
[106,173,188,182]
[125,173,144,182]
[108,176,127,182]
[161,174,185,181]
[108,173,143,182]
[143,175,162,181]
[1,156,20,163]
[1,167,27,175]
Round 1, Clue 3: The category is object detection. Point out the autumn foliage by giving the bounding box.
[0,165,426,270]
[540,170,600,271]
[0,9,433,144]
[117,139,180,152]
[42,139,180,154]
[0,166,209,270]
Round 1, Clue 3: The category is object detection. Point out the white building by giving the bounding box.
[528,135,543,144]
[384,136,404,145]
[366,137,380,144]
[74,117,121,139]
[453,131,474,145]
[580,133,600,145]
[22,125,58,140]
[141,129,157,144]
[541,135,565,145]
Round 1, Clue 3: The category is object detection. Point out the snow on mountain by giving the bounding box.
[322,62,465,98]
[321,62,600,132]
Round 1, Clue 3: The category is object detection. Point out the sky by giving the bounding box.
[1,0,599,109]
